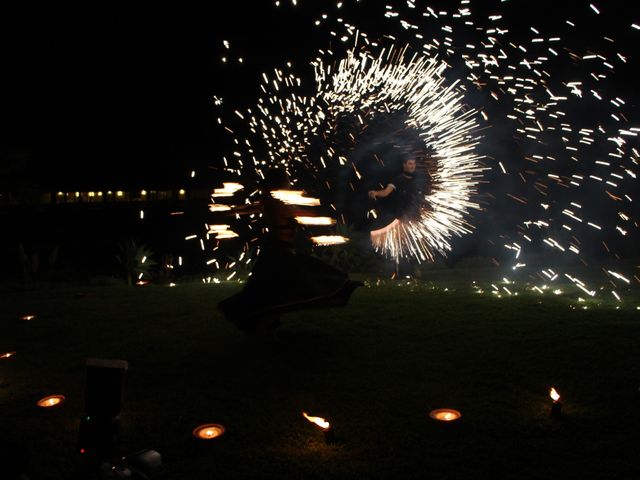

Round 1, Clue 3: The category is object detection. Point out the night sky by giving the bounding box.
[2,1,639,189]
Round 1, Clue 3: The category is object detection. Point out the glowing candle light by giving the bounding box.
[302,412,334,443]
[192,424,225,440]
[550,387,562,419]
[429,409,462,422]
[20,314,36,322]
[37,395,65,408]
[0,351,16,359]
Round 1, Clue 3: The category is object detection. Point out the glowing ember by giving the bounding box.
[0,351,16,359]
[20,314,36,322]
[271,190,320,206]
[215,231,240,240]
[311,235,348,246]
[429,409,462,422]
[550,388,561,402]
[208,204,232,212]
[135,280,150,286]
[302,412,330,430]
[207,224,239,239]
[192,424,226,440]
[212,182,244,197]
[295,216,335,226]
[37,395,65,408]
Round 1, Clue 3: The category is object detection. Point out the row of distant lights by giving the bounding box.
[56,190,187,197]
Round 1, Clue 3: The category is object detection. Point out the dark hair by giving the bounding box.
[262,167,290,191]
[403,158,416,164]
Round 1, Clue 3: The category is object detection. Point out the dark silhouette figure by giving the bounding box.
[218,168,362,335]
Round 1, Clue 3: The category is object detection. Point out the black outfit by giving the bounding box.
[371,173,420,231]
[218,195,362,330]
[388,173,418,218]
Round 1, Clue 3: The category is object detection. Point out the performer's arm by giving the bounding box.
[368,184,395,200]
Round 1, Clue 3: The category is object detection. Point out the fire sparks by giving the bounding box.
[271,190,321,206]
[212,182,244,197]
[311,235,348,246]
[248,45,484,262]
[295,216,335,225]
[207,224,239,239]
[192,1,638,294]
[209,204,232,212]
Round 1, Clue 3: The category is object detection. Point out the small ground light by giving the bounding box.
[429,409,462,422]
[1,351,16,359]
[550,387,562,419]
[302,412,335,444]
[37,395,65,408]
[20,314,36,322]
[192,424,225,440]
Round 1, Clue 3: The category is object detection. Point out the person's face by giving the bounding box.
[403,159,417,174]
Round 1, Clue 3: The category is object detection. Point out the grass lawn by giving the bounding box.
[1,268,639,479]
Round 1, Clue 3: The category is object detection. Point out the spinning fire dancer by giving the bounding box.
[368,157,426,275]
[218,168,362,337]
[367,158,419,218]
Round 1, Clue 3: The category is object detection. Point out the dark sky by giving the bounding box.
[0,2,320,188]
[1,1,639,189]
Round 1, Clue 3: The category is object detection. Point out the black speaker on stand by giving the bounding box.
[78,358,128,461]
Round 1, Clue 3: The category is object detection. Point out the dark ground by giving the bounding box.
[1,268,639,479]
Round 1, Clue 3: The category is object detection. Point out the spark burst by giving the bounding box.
[313,47,485,261]
[217,44,486,262]
[188,0,638,300]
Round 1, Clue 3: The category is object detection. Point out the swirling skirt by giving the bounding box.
[218,242,361,329]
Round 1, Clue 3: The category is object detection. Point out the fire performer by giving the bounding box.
[368,157,425,276]
[367,158,419,218]
[218,168,362,337]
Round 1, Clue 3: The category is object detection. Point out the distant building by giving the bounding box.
[0,187,212,206]
[0,150,211,207]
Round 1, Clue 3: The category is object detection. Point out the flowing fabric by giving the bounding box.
[218,195,361,329]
